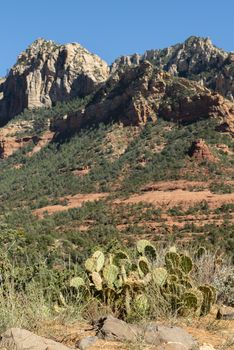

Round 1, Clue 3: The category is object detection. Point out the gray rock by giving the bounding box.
[96,315,142,343]
[76,336,98,350]
[216,306,234,320]
[157,343,190,350]
[95,316,198,349]
[156,325,197,348]
[0,328,71,350]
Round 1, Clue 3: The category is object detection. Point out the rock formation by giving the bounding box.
[51,61,234,134]
[0,36,234,133]
[111,36,234,101]
[188,139,217,162]
[0,120,54,159]
[0,38,109,125]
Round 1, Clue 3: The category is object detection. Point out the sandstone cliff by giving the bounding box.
[111,36,234,101]
[0,78,5,101]
[0,39,109,125]
[1,36,234,133]
[51,61,234,134]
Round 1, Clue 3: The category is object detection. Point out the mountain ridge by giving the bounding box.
[0,35,233,130]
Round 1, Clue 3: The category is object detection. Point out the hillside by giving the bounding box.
[0,37,233,259]
[0,36,233,349]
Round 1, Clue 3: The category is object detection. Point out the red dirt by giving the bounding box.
[117,189,234,210]
[34,193,109,218]
[141,180,209,191]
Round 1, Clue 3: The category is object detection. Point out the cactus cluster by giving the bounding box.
[160,249,216,316]
[70,241,216,317]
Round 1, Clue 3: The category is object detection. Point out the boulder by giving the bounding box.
[94,315,198,349]
[0,328,71,350]
[216,306,234,320]
[76,336,98,350]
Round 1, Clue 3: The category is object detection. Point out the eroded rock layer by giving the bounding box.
[52,62,234,134]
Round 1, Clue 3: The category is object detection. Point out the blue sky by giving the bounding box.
[0,0,233,76]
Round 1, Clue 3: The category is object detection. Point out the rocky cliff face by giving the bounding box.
[52,61,234,134]
[111,36,234,101]
[0,39,109,125]
[0,78,5,101]
[1,36,234,133]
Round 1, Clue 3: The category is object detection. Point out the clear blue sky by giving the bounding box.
[0,0,233,77]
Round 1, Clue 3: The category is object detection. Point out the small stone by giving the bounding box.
[216,306,234,320]
[76,336,98,350]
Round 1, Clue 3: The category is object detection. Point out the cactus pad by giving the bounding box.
[152,267,168,286]
[85,250,105,273]
[136,240,157,261]
[138,257,150,277]
[134,294,149,313]
[182,289,203,312]
[179,255,193,274]
[195,247,206,259]
[91,272,103,291]
[198,285,215,315]
[165,252,180,270]
[103,264,119,287]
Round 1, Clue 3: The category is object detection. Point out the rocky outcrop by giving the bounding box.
[188,139,217,162]
[0,39,109,125]
[51,61,160,132]
[51,61,234,134]
[1,36,233,132]
[111,36,234,101]
[0,78,5,101]
[0,120,53,159]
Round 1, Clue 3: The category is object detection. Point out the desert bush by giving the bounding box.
[193,248,234,307]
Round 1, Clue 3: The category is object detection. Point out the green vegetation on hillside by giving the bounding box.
[0,100,233,265]
[1,115,233,211]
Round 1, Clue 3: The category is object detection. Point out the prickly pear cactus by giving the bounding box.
[165,252,180,271]
[91,272,103,291]
[68,240,216,319]
[198,285,215,315]
[136,240,157,261]
[138,257,150,277]
[195,247,206,259]
[182,289,203,315]
[179,255,193,274]
[85,250,105,273]
[152,267,167,286]
[103,264,119,288]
